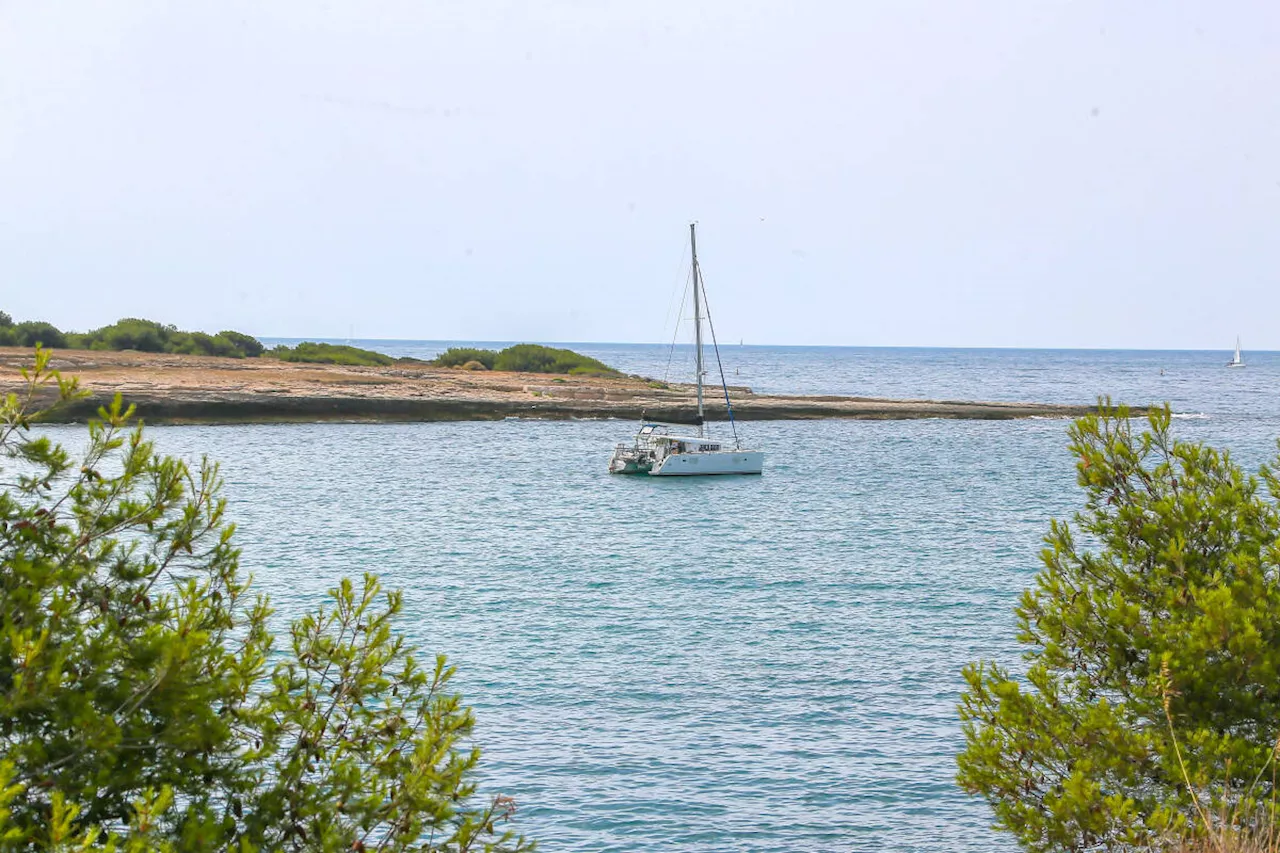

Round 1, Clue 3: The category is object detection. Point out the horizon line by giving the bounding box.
[256,336,1270,354]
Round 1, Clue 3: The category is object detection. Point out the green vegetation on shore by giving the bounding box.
[434,346,499,370]
[0,311,401,367]
[959,402,1280,852]
[434,343,618,375]
[0,311,617,373]
[0,312,263,358]
[268,341,396,366]
[0,349,531,849]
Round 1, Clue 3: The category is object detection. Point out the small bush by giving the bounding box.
[11,320,67,349]
[218,329,265,358]
[493,344,616,375]
[433,347,498,369]
[461,360,488,371]
[83,317,173,352]
[269,342,394,366]
[71,318,267,358]
[432,344,615,374]
[175,331,244,358]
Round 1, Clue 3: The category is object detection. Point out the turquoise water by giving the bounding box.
[82,345,1280,850]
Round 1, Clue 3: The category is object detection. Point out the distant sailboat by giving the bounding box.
[608,223,764,476]
[1227,337,1245,368]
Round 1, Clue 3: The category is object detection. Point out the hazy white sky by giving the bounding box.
[2,1,1277,348]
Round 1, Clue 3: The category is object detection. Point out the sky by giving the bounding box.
[1,1,1278,349]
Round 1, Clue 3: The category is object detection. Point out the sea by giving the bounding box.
[68,343,1280,851]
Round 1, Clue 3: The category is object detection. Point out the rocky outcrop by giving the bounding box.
[1,348,1104,424]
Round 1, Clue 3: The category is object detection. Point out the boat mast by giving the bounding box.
[690,222,704,437]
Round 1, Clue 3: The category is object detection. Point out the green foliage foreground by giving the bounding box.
[958,404,1280,852]
[0,349,531,851]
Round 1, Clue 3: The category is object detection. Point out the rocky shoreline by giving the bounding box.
[2,347,1103,424]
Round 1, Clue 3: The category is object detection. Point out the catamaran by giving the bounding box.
[1227,337,1245,368]
[609,224,764,476]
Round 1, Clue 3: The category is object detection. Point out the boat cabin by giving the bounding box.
[636,424,722,454]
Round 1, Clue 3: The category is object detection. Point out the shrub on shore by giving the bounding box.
[0,310,415,366]
[434,347,498,369]
[494,343,615,375]
[1,320,68,349]
[958,402,1280,851]
[0,348,531,850]
[0,312,263,357]
[217,329,265,357]
[73,317,170,352]
[0,311,619,376]
[268,341,395,366]
[432,344,617,376]
[73,318,265,358]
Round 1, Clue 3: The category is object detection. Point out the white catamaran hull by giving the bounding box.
[650,450,764,476]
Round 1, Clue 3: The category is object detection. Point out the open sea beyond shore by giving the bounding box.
[54,343,1280,852]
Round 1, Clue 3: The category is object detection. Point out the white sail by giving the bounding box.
[1228,336,1245,368]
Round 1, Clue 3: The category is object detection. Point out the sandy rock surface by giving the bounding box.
[0,348,1098,423]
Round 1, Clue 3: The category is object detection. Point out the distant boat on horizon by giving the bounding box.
[1227,337,1245,368]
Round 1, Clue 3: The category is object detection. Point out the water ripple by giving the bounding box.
[56,346,1280,852]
